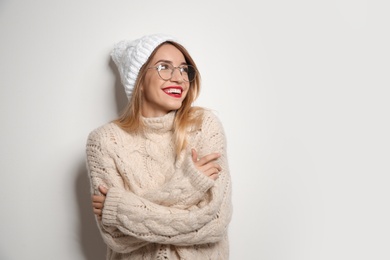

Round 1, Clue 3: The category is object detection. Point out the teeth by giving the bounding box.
[165,88,181,94]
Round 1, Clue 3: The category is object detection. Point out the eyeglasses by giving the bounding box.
[148,63,197,82]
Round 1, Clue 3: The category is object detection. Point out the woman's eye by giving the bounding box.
[158,64,170,70]
[180,66,189,73]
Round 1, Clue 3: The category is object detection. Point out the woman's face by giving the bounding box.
[141,43,190,117]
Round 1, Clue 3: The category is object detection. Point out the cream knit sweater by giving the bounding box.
[86,110,232,260]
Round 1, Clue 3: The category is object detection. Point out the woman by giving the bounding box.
[86,34,232,260]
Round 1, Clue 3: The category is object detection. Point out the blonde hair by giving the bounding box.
[114,42,204,155]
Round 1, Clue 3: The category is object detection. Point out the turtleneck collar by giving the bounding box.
[141,111,176,133]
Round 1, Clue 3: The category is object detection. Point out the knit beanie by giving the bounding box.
[111,33,178,99]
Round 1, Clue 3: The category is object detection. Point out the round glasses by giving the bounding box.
[149,63,197,82]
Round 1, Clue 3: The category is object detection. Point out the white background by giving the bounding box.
[1,0,389,259]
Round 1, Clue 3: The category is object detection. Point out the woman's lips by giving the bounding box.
[162,86,183,98]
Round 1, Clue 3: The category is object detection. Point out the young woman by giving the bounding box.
[86,34,232,259]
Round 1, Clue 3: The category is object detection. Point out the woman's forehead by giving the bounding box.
[151,44,185,63]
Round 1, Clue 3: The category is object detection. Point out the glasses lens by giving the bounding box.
[182,65,196,82]
[157,64,173,80]
[156,64,197,82]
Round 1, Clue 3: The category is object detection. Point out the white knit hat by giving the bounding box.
[111,33,178,99]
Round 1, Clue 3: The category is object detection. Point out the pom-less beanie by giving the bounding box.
[111,34,178,99]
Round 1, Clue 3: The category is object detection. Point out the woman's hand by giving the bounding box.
[191,149,222,180]
[92,186,108,220]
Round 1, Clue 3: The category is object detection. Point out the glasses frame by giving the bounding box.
[148,63,197,82]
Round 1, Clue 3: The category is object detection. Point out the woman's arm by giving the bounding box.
[86,127,150,253]
[96,112,232,246]
[140,149,221,209]
[86,122,228,252]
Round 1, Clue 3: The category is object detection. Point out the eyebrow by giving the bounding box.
[154,59,187,66]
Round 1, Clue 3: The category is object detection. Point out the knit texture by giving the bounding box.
[86,110,232,260]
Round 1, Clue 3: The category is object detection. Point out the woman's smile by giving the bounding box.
[162,86,183,98]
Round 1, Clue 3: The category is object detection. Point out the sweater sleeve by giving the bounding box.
[86,127,149,253]
[100,112,232,246]
[140,154,215,209]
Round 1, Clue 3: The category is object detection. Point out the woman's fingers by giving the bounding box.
[93,208,102,215]
[191,149,198,163]
[92,202,103,217]
[99,185,108,195]
[200,162,221,174]
[92,195,105,203]
[192,149,222,180]
[204,168,220,180]
[91,186,108,218]
[203,163,222,175]
[197,152,220,166]
[92,196,104,214]
[92,197,104,217]
[92,201,103,209]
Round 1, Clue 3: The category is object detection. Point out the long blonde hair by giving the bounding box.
[114,41,204,155]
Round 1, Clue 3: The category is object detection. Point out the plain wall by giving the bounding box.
[1,0,389,259]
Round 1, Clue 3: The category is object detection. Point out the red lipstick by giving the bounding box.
[162,86,183,98]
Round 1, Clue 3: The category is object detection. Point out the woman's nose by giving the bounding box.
[170,68,183,82]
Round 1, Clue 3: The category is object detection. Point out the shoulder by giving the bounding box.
[86,122,124,148]
[190,107,223,129]
[200,109,225,133]
[190,109,228,152]
[191,108,227,147]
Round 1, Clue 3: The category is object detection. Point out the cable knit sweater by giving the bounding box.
[86,110,232,260]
